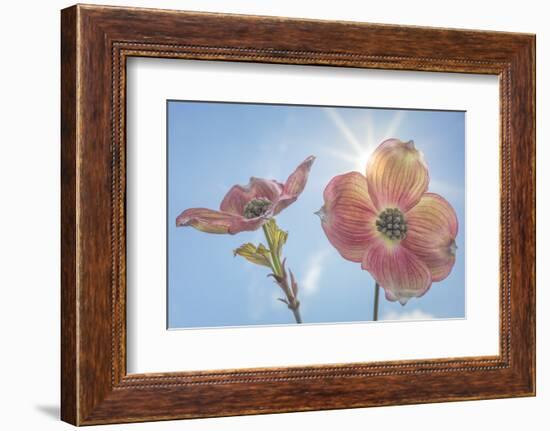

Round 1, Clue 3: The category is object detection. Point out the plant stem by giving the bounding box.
[291,307,303,324]
[277,275,302,324]
[262,222,301,324]
[373,282,380,321]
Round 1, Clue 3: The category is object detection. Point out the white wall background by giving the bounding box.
[0,1,545,429]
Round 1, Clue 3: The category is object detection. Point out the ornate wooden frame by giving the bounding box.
[61,4,535,425]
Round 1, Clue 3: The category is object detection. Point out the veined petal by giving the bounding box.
[274,155,316,214]
[283,155,316,196]
[402,193,458,282]
[362,242,432,305]
[220,177,284,216]
[366,139,429,212]
[176,208,236,234]
[318,172,378,263]
[175,208,265,235]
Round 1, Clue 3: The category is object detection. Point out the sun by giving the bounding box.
[356,147,375,173]
[323,107,405,172]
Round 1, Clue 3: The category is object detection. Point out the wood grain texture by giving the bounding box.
[60,5,78,425]
[60,4,536,426]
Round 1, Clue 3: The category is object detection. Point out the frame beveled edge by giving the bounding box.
[61,4,535,426]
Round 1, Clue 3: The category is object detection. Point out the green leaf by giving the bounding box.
[234,243,272,267]
[263,219,288,259]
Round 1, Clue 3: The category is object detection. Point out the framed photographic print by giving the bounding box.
[61,4,536,425]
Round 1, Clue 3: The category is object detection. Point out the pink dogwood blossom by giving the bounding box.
[317,139,458,305]
[176,156,315,234]
[176,156,316,324]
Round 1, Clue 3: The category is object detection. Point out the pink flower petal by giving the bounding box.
[176,208,265,235]
[402,193,458,282]
[366,139,429,213]
[318,172,379,263]
[274,155,316,214]
[220,177,284,216]
[362,241,432,305]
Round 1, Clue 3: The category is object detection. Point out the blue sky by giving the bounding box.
[167,101,465,329]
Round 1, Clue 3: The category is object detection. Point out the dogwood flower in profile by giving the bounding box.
[176,156,316,324]
[176,156,315,234]
[316,138,458,306]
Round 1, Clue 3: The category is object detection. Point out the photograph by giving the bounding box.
[27,1,535,427]
[168,101,465,328]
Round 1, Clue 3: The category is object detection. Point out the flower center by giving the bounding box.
[376,208,408,241]
[243,198,272,219]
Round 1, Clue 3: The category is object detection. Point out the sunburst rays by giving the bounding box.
[321,107,462,205]
[323,107,406,172]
